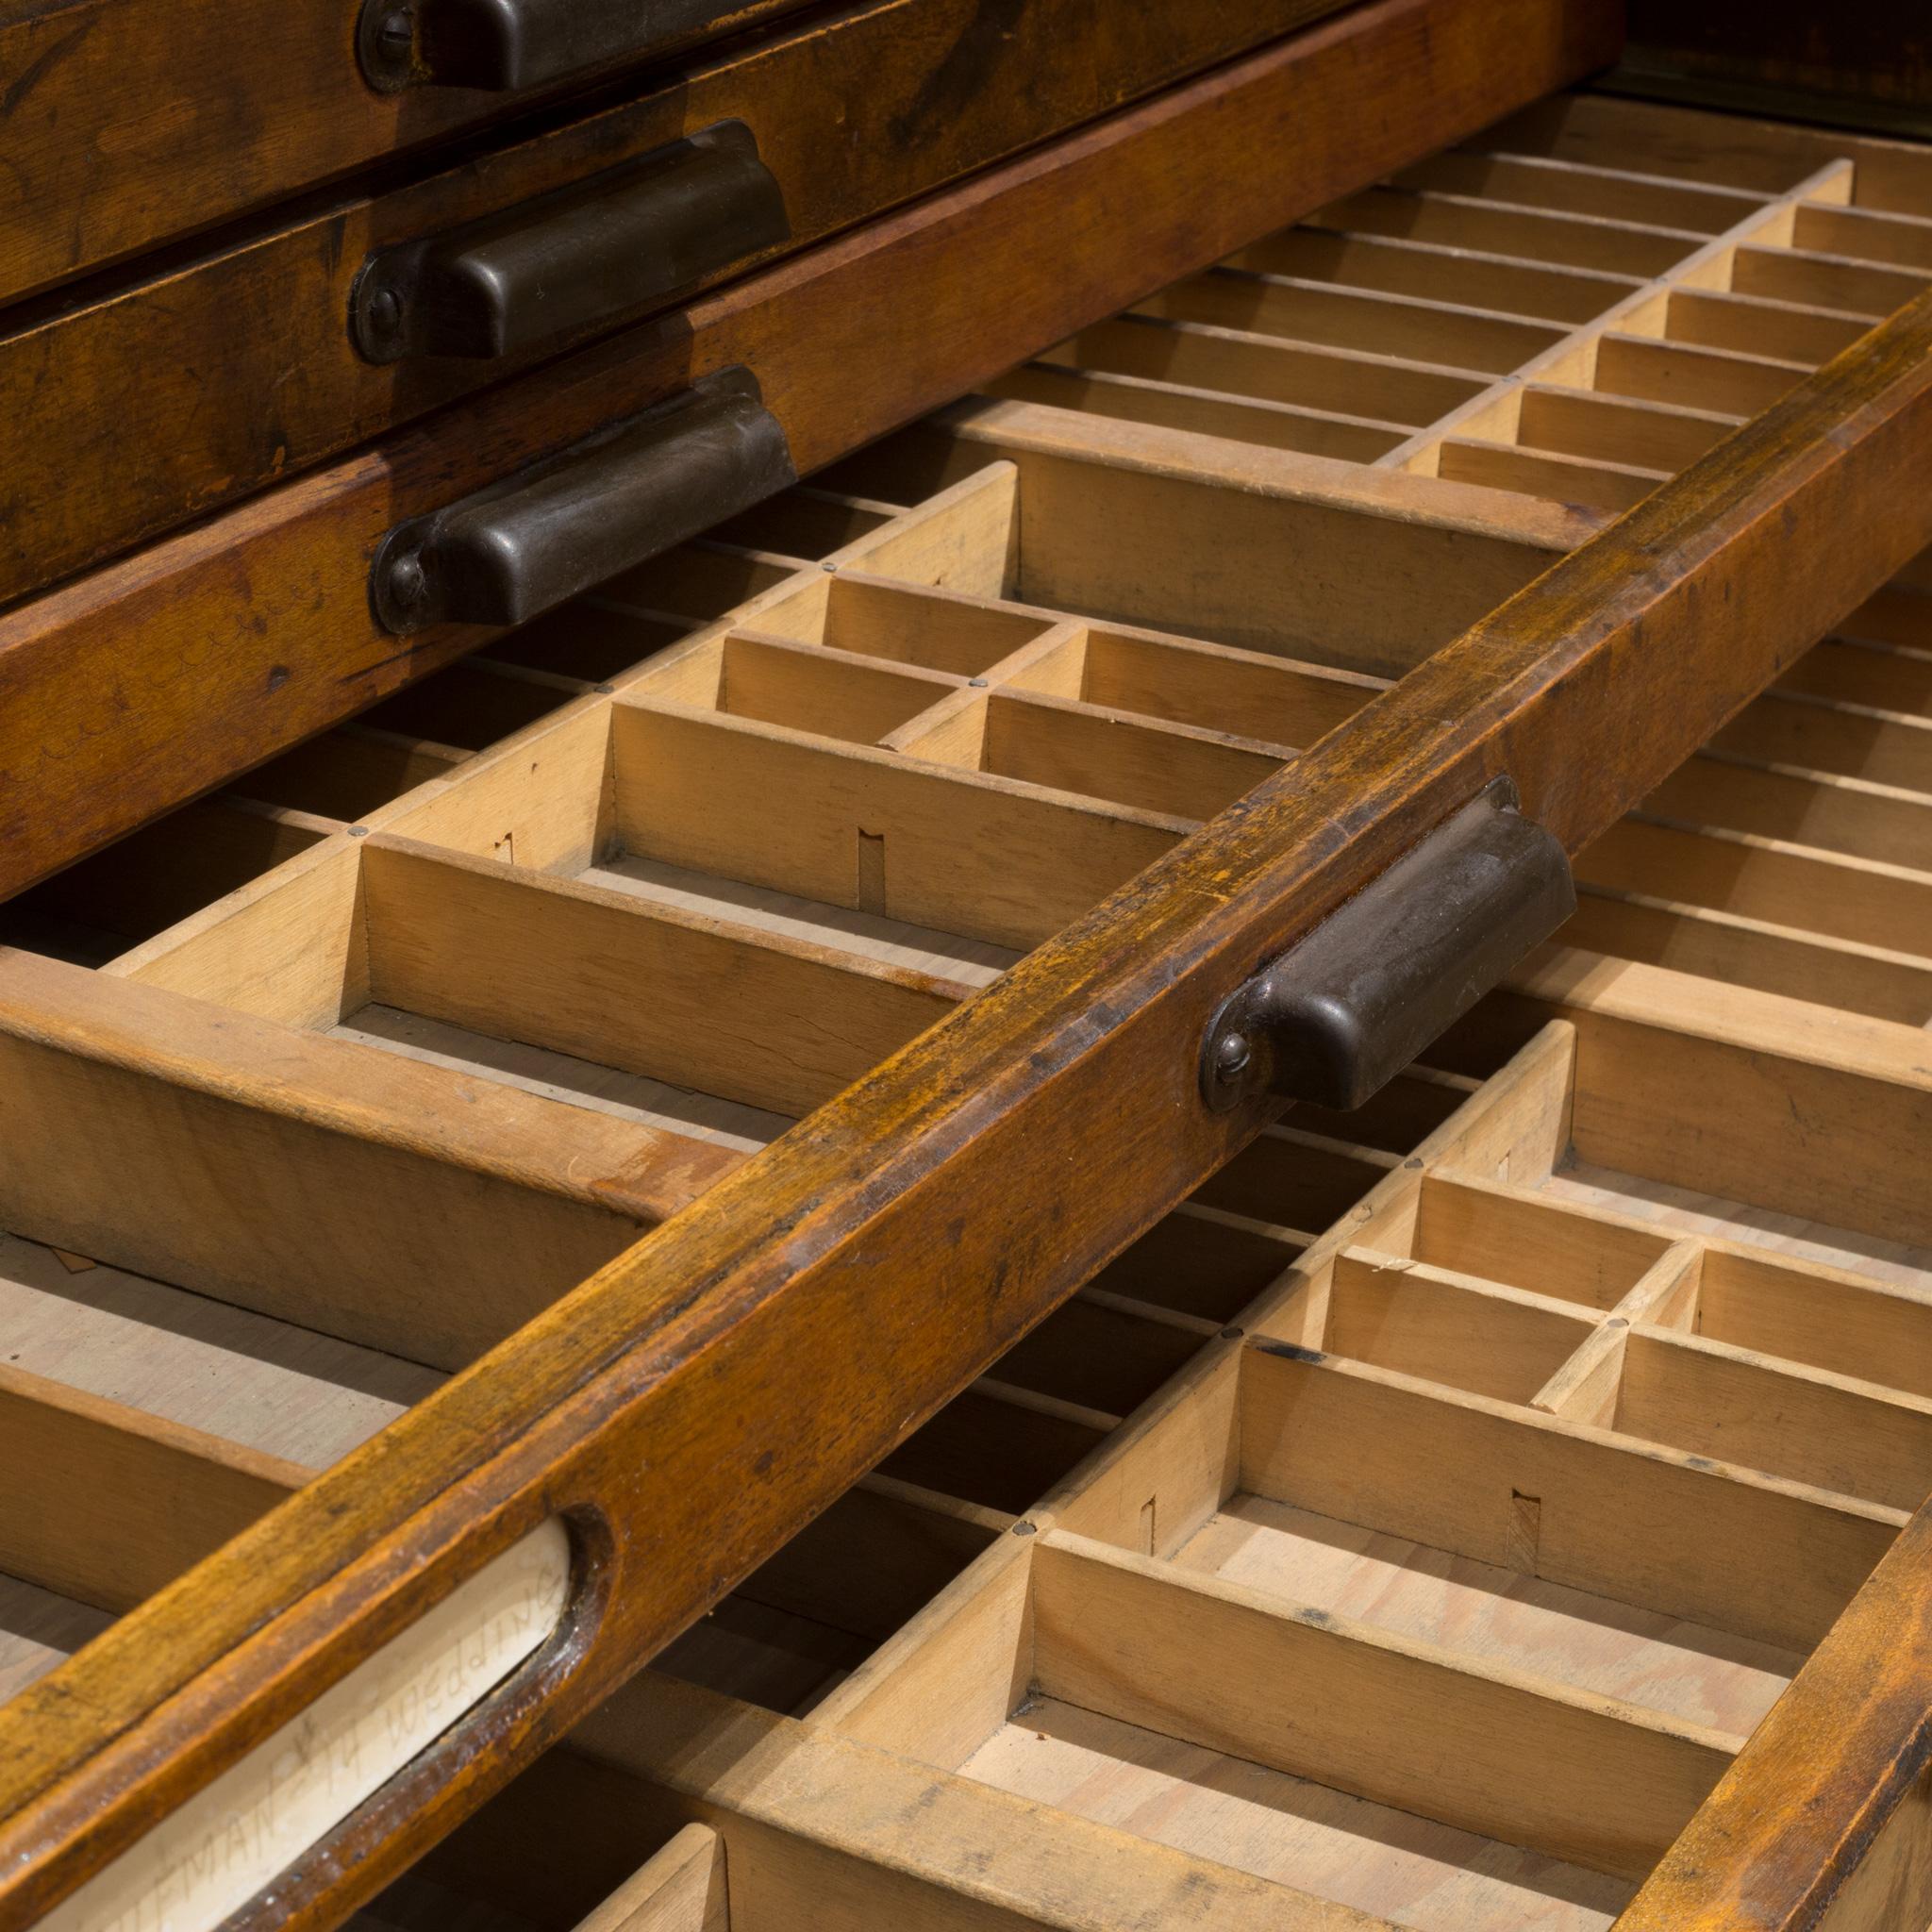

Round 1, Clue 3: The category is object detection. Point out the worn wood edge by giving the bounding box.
[1613,1499,1932,1931]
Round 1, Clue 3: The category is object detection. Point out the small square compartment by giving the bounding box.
[756,574,1058,677]
[1319,1248,1597,1403]
[693,629,958,744]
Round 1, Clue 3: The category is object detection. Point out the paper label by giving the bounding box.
[43,1519,571,1932]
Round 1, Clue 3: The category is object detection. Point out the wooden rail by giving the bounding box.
[1617,1495,1932,1930]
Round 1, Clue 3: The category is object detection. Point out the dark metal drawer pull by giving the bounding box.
[1200,778,1574,1114]
[358,0,749,94]
[370,366,795,635]
[351,122,788,364]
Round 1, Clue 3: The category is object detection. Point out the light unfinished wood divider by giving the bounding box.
[974,88,1932,510]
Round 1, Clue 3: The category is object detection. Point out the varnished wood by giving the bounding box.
[1616,1498,1932,1930]
[0,0,1364,608]
[3,254,1929,1932]
[0,0,1619,901]
[1620,0,1932,136]
[0,0,804,304]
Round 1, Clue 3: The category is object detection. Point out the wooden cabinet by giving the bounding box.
[3,32,1931,1932]
[0,0,1382,605]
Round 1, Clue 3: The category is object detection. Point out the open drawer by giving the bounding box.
[295,1000,1927,1932]
[1,84,1930,1932]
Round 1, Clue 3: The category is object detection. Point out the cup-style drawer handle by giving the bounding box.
[370,365,795,635]
[1200,778,1575,1114]
[351,122,788,364]
[358,0,754,93]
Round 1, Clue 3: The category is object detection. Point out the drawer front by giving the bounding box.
[0,0,1611,901]
[0,0,1370,608]
[0,0,808,305]
[2,85,1931,1932]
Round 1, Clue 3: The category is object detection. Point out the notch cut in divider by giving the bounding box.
[1239,1345,1903,1655]
[41,1519,573,1932]
[1027,1529,1737,1881]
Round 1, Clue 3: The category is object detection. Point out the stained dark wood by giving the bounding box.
[2,261,1927,1932]
[0,0,1362,608]
[0,0,1618,903]
[0,0,803,304]
[1621,1,1932,136]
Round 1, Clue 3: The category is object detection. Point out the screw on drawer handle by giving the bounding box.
[369,365,795,635]
[351,122,788,365]
[1200,778,1575,1114]
[358,0,754,93]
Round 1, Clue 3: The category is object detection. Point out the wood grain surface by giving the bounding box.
[0,0,802,303]
[1615,1497,1932,1931]
[0,0,1361,606]
[0,0,1619,900]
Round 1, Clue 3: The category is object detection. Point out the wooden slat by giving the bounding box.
[1133,267,1570,372]
[574,1672,1387,1930]
[1504,953,1931,1251]
[0,949,732,1368]
[1240,1344,1898,1654]
[1238,223,1646,321]
[4,261,1929,1932]
[1031,1531,1735,1879]
[0,1365,302,1615]
[360,836,962,1120]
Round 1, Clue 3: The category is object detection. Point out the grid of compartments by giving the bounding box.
[995,91,1932,508]
[360,1003,1930,1932]
[0,459,1500,1691]
[0,84,1927,1932]
[1,461,1925,1930]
